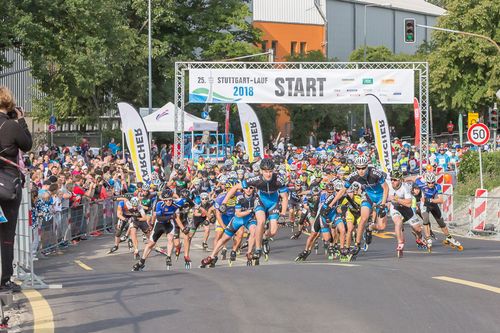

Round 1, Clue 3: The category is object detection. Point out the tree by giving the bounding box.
[3,0,261,123]
[428,0,500,114]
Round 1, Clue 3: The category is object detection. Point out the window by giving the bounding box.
[261,40,268,52]
[290,41,297,56]
[300,42,307,55]
[271,40,278,53]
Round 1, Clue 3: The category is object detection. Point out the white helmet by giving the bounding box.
[423,172,436,183]
[354,155,369,168]
[130,197,140,208]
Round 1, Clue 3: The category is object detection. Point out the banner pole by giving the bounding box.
[478,148,484,189]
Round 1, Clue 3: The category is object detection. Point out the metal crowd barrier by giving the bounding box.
[37,197,119,253]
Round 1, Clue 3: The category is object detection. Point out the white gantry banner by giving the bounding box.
[366,94,393,173]
[237,103,264,162]
[117,102,153,183]
[189,69,414,104]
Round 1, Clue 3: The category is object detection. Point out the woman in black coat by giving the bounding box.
[0,86,32,292]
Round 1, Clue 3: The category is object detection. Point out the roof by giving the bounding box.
[349,0,445,17]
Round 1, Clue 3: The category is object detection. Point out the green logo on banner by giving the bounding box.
[362,78,374,85]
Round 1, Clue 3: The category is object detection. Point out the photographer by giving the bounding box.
[0,86,32,292]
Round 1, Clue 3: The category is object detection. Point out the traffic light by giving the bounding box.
[404,18,416,43]
[488,104,498,130]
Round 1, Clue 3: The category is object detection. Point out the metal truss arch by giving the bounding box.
[174,61,429,168]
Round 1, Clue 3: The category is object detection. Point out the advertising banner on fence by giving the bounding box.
[189,69,414,104]
[117,102,153,183]
[237,103,264,162]
[366,94,392,173]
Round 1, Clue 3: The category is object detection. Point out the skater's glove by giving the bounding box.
[219,203,227,213]
[424,197,431,206]
[182,227,190,235]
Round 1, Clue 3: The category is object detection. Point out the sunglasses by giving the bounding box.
[356,166,367,170]
[391,179,400,182]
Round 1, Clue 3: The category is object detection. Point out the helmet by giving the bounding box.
[142,182,151,191]
[340,157,347,164]
[295,179,303,186]
[200,192,209,200]
[243,154,249,161]
[391,170,404,181]
[194,196,202,205]
[354,155,369,168]
[252,162,261,172]
[423,172,436,183]
[130,197,140,207]
[289,164,297,171]
[350,181,361,192]
[180,188,191,199]
[311,186,321,196]
[178,165,186,174]
[326,182,335,191]
[225,178,238,189]
[160,188,173,200]
[260,158,275,171]
[218,175,228,185]
[334,180,344,191]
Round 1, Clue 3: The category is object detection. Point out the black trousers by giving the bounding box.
[0,185,22,284]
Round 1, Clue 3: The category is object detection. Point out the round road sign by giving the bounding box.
[467,123,490,146]
[48,124,57,133]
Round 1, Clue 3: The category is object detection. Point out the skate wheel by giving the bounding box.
[397,250,403,259]
[264,254,269,261]
[362,243,368,252]
[166,266,171,270]
[457,245,464,251]
[229,260,233,267]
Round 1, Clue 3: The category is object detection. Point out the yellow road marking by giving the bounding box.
[372,232,395,239]
[300,262,360,267]
[74,260,93,271]
[22,289,55,333]
[433,276,500,294]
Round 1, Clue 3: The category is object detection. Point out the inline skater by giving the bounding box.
[328,155,388,255]
[222,158,288,262]
[201,185,257,267]
[132,188,183,271]
[177,188,195,268]
[410,172,463,252]
[387,171,423,257]
[295,186,327,261]
[108,196,148,259]
[213,178,239,260]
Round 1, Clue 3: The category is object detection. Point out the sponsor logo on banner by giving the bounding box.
[366,95,392,173]
[117,102,153,183]
[237,103,264,163]
[189,69,414,105]
[382,79,395,84]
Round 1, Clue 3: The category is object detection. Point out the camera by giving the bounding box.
[7,106,23,120]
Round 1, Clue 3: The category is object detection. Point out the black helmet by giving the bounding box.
[391,170,404,181]
[180,188,191,199]
[311,186,321,196]
[160,188,173,200]
[260,158,275,171]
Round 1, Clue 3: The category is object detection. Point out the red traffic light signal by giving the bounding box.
[404,18,416,43]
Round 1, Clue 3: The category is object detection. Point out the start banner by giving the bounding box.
[189,69,414,105]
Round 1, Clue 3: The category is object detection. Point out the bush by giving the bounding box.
[456,150,500,196]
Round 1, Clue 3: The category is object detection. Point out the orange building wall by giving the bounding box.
[253,21,325,61]
[253,22,324,138]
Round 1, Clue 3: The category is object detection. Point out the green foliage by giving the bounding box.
[455,150,500,195]
[428,0,500,114]
[2,0,260,124]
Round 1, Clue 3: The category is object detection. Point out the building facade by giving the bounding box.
[251,0,445,138]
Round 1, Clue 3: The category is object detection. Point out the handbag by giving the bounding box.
[0,119,23,201]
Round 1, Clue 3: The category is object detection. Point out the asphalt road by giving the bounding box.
[30,226,500,333]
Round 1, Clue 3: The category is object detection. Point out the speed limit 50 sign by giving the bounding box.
[467,123,490,146]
